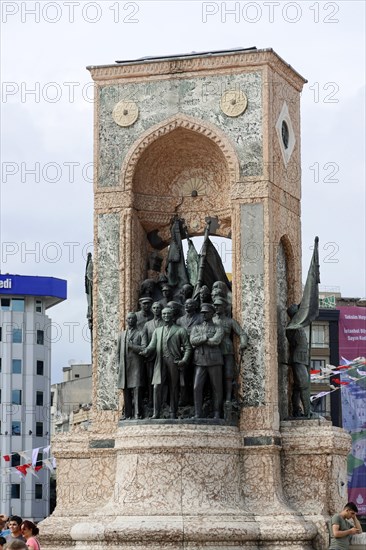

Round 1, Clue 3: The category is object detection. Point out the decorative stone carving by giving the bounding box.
[112,99,139,127]
[275,102,296,165]
[220,89,248,117]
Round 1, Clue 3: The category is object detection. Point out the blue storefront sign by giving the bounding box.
[0,274,67,301]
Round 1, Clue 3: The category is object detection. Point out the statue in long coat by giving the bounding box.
[117,312,145,419]
[141,308,192,419]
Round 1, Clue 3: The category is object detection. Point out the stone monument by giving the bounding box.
[41,48,352,549]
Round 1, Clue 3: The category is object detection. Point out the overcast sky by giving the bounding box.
[1,1,365,382]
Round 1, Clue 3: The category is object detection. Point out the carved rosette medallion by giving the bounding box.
[112,100,139,127]
[171,169,215,198]
[220,90,248,117]
[180,177,207,197]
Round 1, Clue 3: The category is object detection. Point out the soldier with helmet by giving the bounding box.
[213,296,248,403]
[190,303,224,419]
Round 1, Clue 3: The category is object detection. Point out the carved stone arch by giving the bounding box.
[121,114,240,193]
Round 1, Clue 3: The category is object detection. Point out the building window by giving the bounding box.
[35,300,43,313]
[0,389,1,403]
[36,422,43,437]
[0,357,2,372]
[74,374,80,378]
[35,484,43,499]
[311,324,329,348]
[12,421,21,436]
[311,359,328,384]
[311,359,327,371]
[0,327,2,341]
[12,328,22,343]
[12,359,22,374]
[11,484,21,499]
[36,360,44,375]
[12,298,25,312]
[12,389,22,405]
[11,453,21,467]
[36,330,44,345]
[50,391,54,407]
[1,298,11,310]
[36,391,44,406]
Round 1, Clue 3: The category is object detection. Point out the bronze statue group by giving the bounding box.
[87,220,319,421]
[117,279,248,421]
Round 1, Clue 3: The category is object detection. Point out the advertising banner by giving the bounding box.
[339,355,366,514]
[338,306,366,360]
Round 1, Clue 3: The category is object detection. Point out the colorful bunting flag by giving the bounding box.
[1,445,54,480]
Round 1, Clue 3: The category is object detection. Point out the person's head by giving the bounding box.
[162,285,172,298]
[200,285,211,301]
[201,303,215,321]
[8,516,22,537]
[152,302,162,318]
[180,284,193,299]
[212,281,227,295]
[162,307,174,325]
[126,312,137,328]
[21,520,39,539]
[184,298,198,314]
[166,301,182,320]
[139,297,153,313]
[140,279,155,297]
[343,502,358,519]
[0,515,7,530]
[213,297,227,316]
[0,536,6,549]
[6,541,28,550]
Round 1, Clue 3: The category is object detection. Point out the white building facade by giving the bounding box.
[0,274,66,520]
[51,362,92,435]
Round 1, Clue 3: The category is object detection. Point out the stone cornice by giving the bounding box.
[88,49,307,92]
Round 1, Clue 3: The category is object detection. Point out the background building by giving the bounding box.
[0,274,66,520]
[51,362,92,434]
[310,291,366,425]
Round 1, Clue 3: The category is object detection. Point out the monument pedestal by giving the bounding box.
[41,420,349,549]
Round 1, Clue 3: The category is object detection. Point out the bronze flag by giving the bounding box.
[287,236,320,330]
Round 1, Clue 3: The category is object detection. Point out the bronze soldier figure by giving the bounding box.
[190,303,224,419]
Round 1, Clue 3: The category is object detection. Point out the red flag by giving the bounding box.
[15,464,30,476]
[3,455,10,462]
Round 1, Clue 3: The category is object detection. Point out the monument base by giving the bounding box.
[41,420,350,549]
